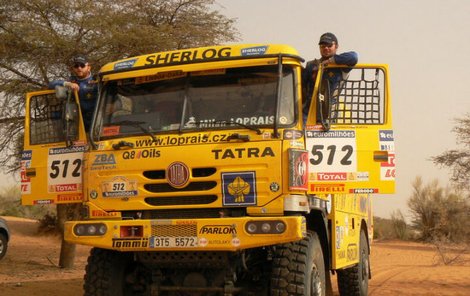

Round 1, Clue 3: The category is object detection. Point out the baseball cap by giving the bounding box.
[318,32,338,45]
[71,54,88,65]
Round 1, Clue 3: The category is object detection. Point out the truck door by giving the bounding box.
[305,65,395,194]
[21,89,88,205]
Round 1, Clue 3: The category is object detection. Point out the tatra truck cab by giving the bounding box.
[22,44,394,296]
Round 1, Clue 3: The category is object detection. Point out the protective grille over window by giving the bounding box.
[30,93,65,144]
[329,68,385,124]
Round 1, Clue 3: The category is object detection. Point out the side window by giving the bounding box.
[30,94,65,144]
[323,67,385,125]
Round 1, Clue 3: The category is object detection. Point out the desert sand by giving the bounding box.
[0,216,469,296]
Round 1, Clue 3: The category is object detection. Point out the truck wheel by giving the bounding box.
[0,233,7,260]
[337,231,369,296]
[84,248,146,296]
[271,231,326,296]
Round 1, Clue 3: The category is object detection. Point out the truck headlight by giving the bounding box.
[73,223,107,236]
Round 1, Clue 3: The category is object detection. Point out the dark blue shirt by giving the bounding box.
[302,51,358,122]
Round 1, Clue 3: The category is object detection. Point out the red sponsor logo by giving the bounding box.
[21,170,30,182]
[57,194,83,202]
[102,126,121,136]
[91,210,119,217]
[380,153,395,167]
[317,172,347,181]
[53,183,79,192]
[311,183,345,193]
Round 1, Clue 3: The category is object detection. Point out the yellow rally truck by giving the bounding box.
[21,44,394,296]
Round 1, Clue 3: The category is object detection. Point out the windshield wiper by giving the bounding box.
[204,120,263,135]
[111,120,157,141]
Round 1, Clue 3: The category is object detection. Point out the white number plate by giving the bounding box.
[150,236,198,248]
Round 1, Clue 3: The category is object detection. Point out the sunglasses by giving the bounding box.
[320,43,335,49]
[73,63,87,69]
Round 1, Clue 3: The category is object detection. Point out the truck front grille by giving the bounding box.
[145,195,217,206]
[144,181,217,193]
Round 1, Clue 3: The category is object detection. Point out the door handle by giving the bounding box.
[25,168,36,177]
[373,151,389,162]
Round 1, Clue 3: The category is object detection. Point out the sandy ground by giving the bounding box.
[0,216,469,296]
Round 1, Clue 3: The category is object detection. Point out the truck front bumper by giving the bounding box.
[65,216,306,251]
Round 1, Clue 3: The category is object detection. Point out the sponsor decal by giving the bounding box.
[379,130,394,141]
[91,153,117,170]
[101,176,138,198]
[381,153,396,180]
[57,194,82,202]
[21,183,31,194]
[22,150,32,160]
[347,244,358,262]
[348,172,369,181]
[198,116,274,127]
[198,237,208,247]
[47,147,84,194]
[306,130,355,138]
[316,172,347,181]
[135,70,186,84]
[91,210,119,217]
[102,126,120,137]
[167,161,190,188]
[289,149,308,190]
[114,58,137,70]
[191,69,226,76]
[306,130,357,175]
[122,149,161,160]
[49,183,81,193]
[379,130,395,151]
[48,146,87,155]
[241,46,268,56]
[33,199,54,205]
[112,238,149,249]
[134,133,231,147]
[283,129,304,140]
[222,172,257,206]
[336,226,344,249]
[20,155,32,194]
[231,237,241,247]
[145,47,231,66]
[199,225,237,235]
[310,183,345,193]
[212,147,275,160]
[349,188,378,194]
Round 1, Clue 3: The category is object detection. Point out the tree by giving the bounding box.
[408,177,469,243]
[0,0,239,172]
[432,114,470,191]
[0,0,238,267]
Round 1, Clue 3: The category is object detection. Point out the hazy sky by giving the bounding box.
[214,0,470,218]
[2,0,469,219]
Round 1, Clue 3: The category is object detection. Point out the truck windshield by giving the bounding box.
[94,65,295,139]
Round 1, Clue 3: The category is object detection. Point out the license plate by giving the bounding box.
[150,236,198,248]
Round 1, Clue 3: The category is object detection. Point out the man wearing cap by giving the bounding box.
[49,54,98,131]
[302,32,358,123]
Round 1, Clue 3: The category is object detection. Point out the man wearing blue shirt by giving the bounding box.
[49,54,98,131]
[302,33,358,124]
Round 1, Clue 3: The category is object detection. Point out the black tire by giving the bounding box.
[337,231,369,296]
[0,233,7,260]
[271,231,326,296]
[84,248,145,296]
